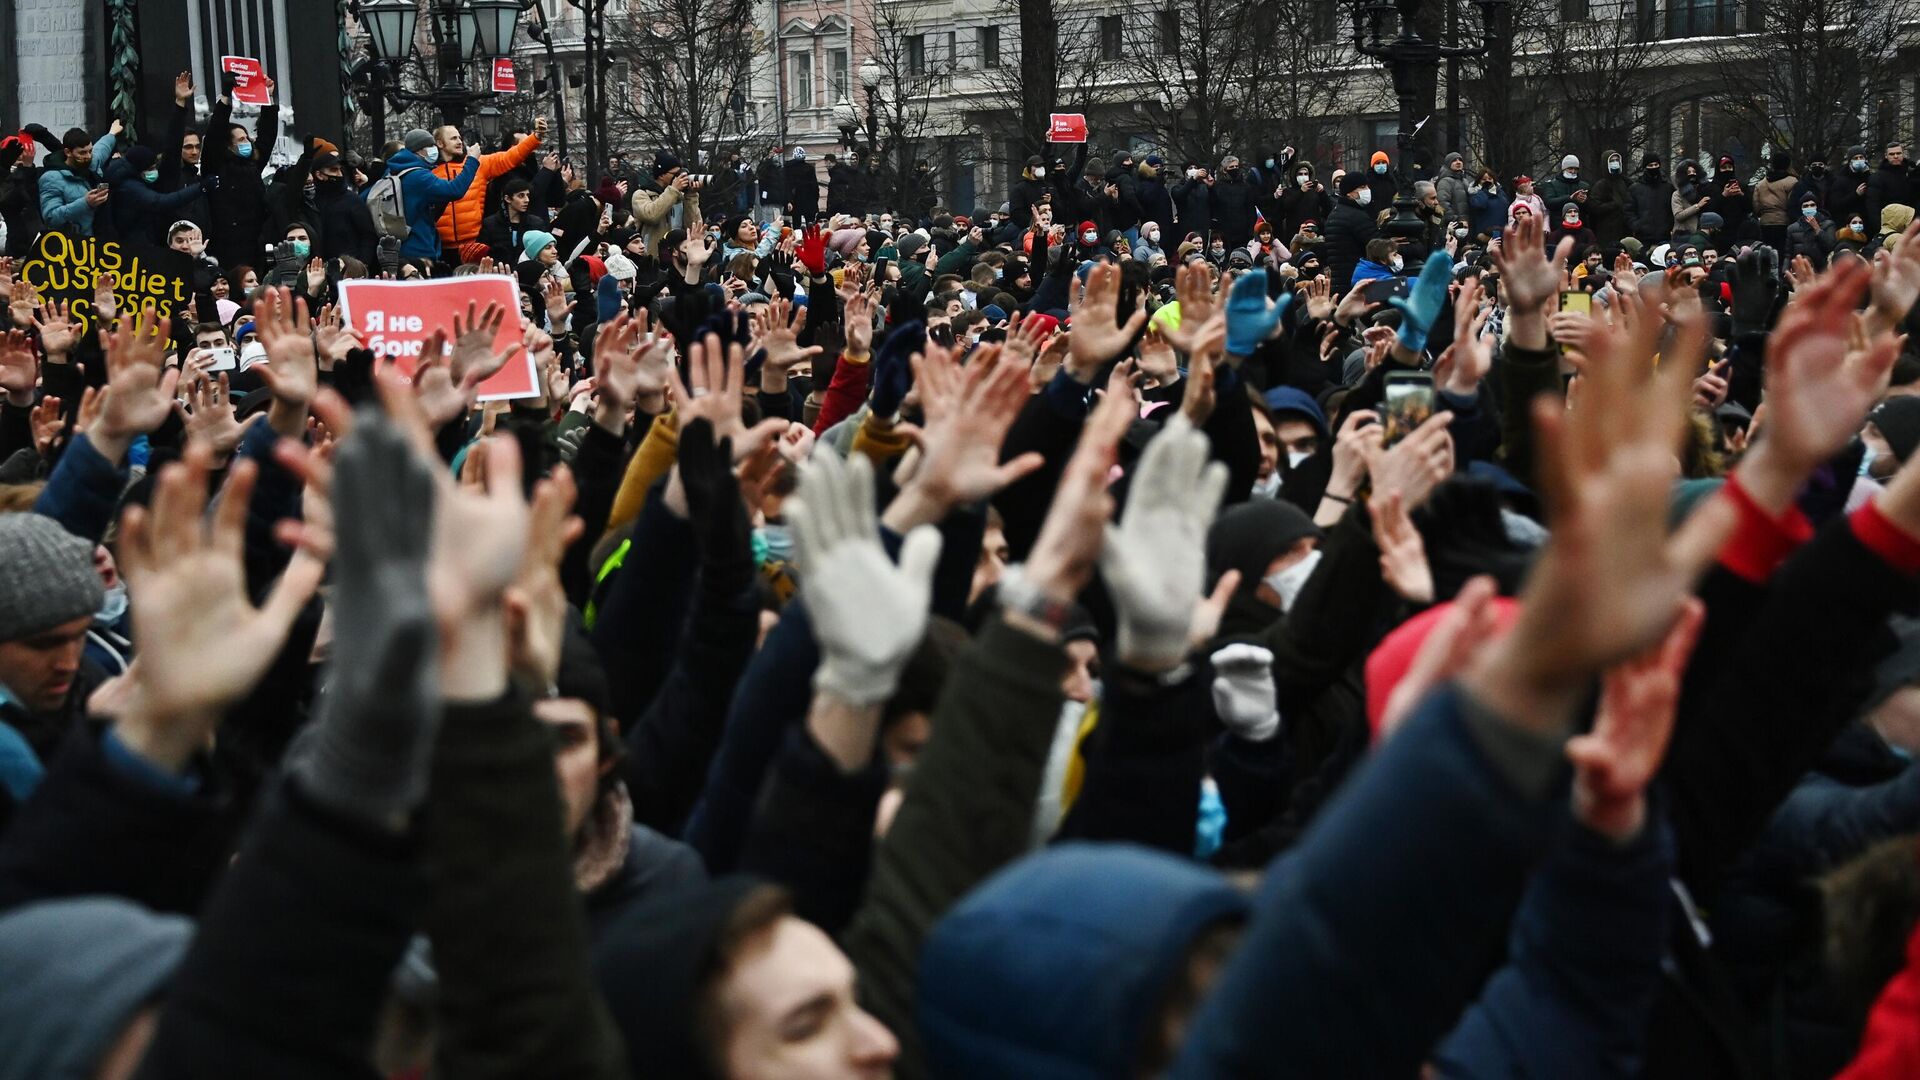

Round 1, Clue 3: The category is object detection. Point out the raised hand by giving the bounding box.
[505,466,582,686]
[176,370,249,457]
[1022,374,1137,608]
[1431,276,1491,395]
[1377,575,1505,740]
[1465,287,1734,728]
[757,294,822,377]
[1180,316,1226,428]
[1303,274,1336,321]
[1491,209,1574,312]
[1099,414,1230,670]
[93,308,180,463]
[1567,599,1704,841]
[1164,261,1226,354]
[844,287,878,355]
[886,345,1043,530]
[30,395,65,456]
[1225,271,1289,358]
[1210,643,1280,742]
[251,287,318,423]
[1371,489,1434,605]
[113,443,323,770]
[1366,410,1453,513]
[666,331,786,462]
[790,449,942,705]
[0,328,35,404]
[1753,258,1899,476]
[1867,219,1920,335]
[32,299,80,358]
[1068,261,1148,377]
[449,299,522,387]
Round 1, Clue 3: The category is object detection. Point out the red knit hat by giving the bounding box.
[1364,595,1520,739]
[1078,220,1098,235]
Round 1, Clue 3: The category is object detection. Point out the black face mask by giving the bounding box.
[315,177,346,197]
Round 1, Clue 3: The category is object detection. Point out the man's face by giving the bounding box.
[1252,409,1277,480]
[509,190,531,214]
[195,329,230,351]
[971,523,1009,605]
[1274,418,1319,460]
[169,227,202,255]
[1062,639,1099,703]
[0,616,90,715]
[316,164,344,183]
[536,697,603,837]
[1449,159,1464,173]
[230,129,251,154]
[66,144,92,169]
[436,127,468,162]
[717,916,899,1080]
[1890,145,1907,166]
[286,225,311,248]
[945,298,963,319]
[180,134,202,166]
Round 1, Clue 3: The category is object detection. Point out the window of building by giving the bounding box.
[906,33,925,75]
[830,48,849,99]
[1157,9,1179,53]
[947,30,957,69]
[1311,0,1338,42]
[1561,0,1590,18]
[978,25,1001,67]
[1664,0,1738,36]
[792,50,813,108]
[1099,15,1122,60]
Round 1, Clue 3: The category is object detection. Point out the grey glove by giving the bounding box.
[289,409,441,830]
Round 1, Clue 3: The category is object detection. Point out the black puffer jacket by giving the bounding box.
[1322,195,1378,291]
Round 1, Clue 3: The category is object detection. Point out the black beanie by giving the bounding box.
[1206,500,1323,589]
[1871,396,1920,463]
[593,876,770,1079]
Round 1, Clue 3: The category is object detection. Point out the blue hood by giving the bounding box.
[918,843,1249,1079]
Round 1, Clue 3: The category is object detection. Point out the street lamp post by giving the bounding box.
[351,0,526,133]
[1351,0,1506,180]
[857,56,885,206]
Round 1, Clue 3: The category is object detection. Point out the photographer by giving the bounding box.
[632,151,702,255]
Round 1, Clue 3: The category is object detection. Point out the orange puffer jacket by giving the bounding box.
[432,133,540,250]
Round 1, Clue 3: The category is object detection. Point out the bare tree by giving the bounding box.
[601,0,776,169]
[847,2,947,212]
[1706,0,1919,164]
[965,0,1115,163]
[1118,0,1351,164]
[1530,0,1666,166]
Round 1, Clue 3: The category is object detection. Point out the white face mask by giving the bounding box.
[1563,170,1578,179]
[1355,188,1372,207]
[1263,549,1323,614]
[1286,449,1313,470]
[1389,255,1404,272]
[1147,230,1160,243]
[96,581,128,625]
[1607,160,1622,174]
[1252,470,1284,498]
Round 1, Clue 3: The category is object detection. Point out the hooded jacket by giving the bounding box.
[1628,157,1675,241]
[199,95,278,268]
[1277,162,1334,240]
[1210,166,1257,249]
[1322,192,1378,291]
[1135,165,1176,238]
[385,146,480,260]
[918,845,1249,1079]
[1587,151,1631,247]
[1752,157,1800,226]
[784,154,820,217]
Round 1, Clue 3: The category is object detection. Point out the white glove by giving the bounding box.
[1099,414,1229,669]
[1210,643,1280,742]
[790,451,942,705]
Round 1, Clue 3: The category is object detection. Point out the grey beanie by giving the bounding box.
[1560,154,1580,171]
[896,233,928,259]
[0,514,103,641]
[0,898,193,1080]
[403,129,435,155]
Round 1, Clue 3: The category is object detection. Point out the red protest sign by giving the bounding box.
[221,56,271,106]
[491,57,518,93]
[337,276,539,401]
[1047,114,1088,143]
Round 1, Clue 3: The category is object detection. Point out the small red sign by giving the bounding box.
[1047,113,1088,143]
[491,57,518,94]
[221,56,271,106]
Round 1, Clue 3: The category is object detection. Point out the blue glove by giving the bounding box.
[1225,271,1290,357]
[869,321,924,418]
[1389,252,1454,354]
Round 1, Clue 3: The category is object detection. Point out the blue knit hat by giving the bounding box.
[522,230,557,260]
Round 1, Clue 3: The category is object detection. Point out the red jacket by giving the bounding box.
[1838,886,1920,1079]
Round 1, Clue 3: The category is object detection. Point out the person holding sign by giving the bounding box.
[202,71,278,270]
[38,125,117,238]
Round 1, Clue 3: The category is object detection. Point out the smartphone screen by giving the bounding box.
[1559,290,1592,315]
[1383,372,1435,448]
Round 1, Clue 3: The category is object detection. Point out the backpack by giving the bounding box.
[366,166,422,240]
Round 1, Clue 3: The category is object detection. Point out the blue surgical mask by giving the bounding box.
[96,581,128,626]
[1373,163,1388,175]
[423,146,440,165]
[236,143,253,159]
[1860,447,1879,477]
[1802,205,1818,218]
[756,523,795,565]
[141,168,159,183]
[291,240,310,258]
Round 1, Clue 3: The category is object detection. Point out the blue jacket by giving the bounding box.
[1172,685,1560,1077]
[32,432,125,544]
[36,133,116,236]
[1351,257,1394,284]
[105,158,203,246]
[384,148,479,260]
[1433,813,1677,1078]
[1469,184,1511,238]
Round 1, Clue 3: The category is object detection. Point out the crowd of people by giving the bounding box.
[4,60,1920,1080]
